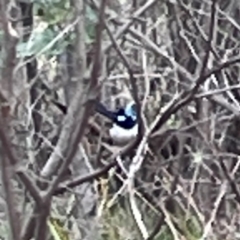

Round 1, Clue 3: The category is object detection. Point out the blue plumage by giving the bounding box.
[95,101,138,144]
[95,102,137,130]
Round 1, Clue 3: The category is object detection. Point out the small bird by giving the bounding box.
[96,101,138,144]
[51,99,138,144]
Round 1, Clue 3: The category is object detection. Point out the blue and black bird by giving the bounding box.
[95,101,138,144]
[52,100,138,144]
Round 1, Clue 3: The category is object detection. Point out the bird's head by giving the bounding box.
[115,101,137,129]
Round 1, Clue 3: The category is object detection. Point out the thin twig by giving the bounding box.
[199,181,227,240]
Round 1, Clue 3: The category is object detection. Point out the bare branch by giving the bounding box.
[0,131,21,240]
[0,1,20,239]
[44,0,107,196]
[196,0,218,88]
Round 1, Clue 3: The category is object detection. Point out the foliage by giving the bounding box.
[0,220,10,240]
[17,0,98,58]
[1,0,240,239]
[17,26,71,58]
[48,217,70,240]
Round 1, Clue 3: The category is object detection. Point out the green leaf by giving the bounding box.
[17,27,69,57]
[86,5,98,23]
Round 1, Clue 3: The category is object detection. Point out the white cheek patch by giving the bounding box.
[125,110,137,121]
[117,115,126,122]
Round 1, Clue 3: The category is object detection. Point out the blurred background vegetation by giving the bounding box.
[1,0,240,240]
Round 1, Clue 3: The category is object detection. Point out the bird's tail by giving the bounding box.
[94,102,116,121]
[51,99,116,121]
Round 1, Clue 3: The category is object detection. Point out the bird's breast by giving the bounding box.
[109,124,138,144]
